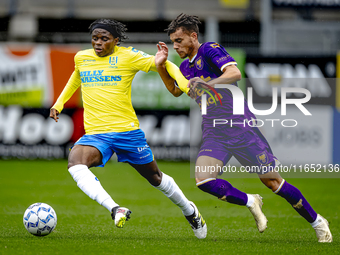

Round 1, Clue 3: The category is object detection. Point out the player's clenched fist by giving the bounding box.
[49,108,60,122]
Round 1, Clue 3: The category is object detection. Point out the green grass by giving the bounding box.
[0,160,339,254]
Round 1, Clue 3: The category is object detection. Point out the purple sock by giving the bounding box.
[276,181,317,223]
[198,179,248,206]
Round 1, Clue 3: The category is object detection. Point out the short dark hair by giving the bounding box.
[165,13,201,36]
[89,19,128,45]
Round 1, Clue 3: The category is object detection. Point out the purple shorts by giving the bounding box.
[197,128,279,173]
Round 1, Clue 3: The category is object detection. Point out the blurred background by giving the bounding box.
[0,0,339,166]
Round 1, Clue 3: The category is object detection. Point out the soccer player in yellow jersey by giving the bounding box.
[49,18,206,238]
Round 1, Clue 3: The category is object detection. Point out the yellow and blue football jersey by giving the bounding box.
[53,46,156,134]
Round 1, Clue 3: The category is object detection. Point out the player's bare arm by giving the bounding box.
[208,64,242,86]
[49,108,60,123]
[155,42,183,97]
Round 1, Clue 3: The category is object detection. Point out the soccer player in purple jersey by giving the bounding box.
[154,13,332,242]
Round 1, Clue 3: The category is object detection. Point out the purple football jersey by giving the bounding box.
[180,42,255,138]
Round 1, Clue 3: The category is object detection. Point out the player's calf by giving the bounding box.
[197,178,267,233]
[274,180,318,223]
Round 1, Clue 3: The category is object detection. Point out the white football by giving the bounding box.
[23,202,57,236]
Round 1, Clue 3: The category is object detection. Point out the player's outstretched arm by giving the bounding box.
[155,42,185,97]
[207,65,241,87]
[155,42,183,97]
[155,42,169,68]
[51,71,81,115]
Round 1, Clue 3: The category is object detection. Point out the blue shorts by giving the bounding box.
[74,129,154,167]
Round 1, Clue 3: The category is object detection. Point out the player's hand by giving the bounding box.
[155,41,169,68]
[49,108,60,122]
[188,77,209,99]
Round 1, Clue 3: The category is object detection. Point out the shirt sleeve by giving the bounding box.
[128,47,155,73]
[51,57,81,113]
[164,60,189,95]
[141,48,189,95]
[205,43,237,72]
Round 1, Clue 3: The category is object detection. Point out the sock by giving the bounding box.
[246,194,255,208]
[68,164,118,212]
[311,214,323,228]
[153,173,194,216]
[275,179,317,223]
[197,178,248,206]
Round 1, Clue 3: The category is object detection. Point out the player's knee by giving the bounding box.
[147,173,162,186]
[68,156,100,169]
[152,176,162,186]
[68,153,82,169]
[196,177,207,184]
[68,161,77,169]
[68,160,88,169]
[196,178,209,192]
[263,178,281,192]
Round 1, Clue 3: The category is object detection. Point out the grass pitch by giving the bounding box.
[0,160,338,254]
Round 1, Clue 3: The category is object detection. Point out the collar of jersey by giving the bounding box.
[189,44,202,63]
[189,54,197,63]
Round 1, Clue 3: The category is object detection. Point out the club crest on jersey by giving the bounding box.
[195,57,204,70]
[109,56,118,66]
[256,152,269,165]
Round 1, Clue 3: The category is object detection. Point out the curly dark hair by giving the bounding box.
[165,13,201,36]
[89,19,128,45]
